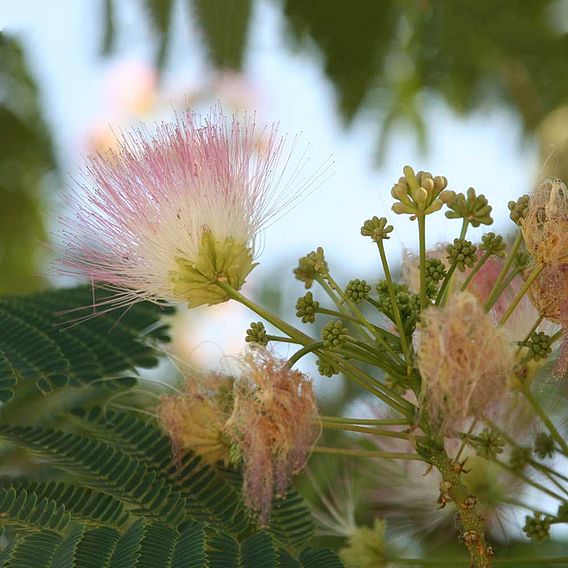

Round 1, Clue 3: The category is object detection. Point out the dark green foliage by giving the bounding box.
[0,287,333,567]
[0,286,172,402]
[0,521,343,567]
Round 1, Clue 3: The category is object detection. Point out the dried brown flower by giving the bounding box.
[227,349,321,525]
[417,292,516,432]
[521,178,568,266]
[157,373,234,466]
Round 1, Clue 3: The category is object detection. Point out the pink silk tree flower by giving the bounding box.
[58,107,310,310]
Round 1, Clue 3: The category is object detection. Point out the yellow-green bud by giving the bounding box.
[171,231,256,307]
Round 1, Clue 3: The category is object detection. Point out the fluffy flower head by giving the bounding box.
[521,178,568,265]
[227,349,321,525]
[157,373,233,466]
[417,291,516,431]
[60,107,307,308]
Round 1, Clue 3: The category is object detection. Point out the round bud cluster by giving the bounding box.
[391,165,455,217]
[480,232,506,258]
[345,279,371,304]
[522,331,552,362]
[322,320,348,350]
[376,280,421,322]
[534,432,555,459]
[445,187,493,227]
[425,258,447,284]
[295,292,319,324]
[317,358,339,377]
[510,446,532,472]
[475,428,505,460]
[508,194,530,225]
[245,322,268,346]
[360,216,393,241]
[523,513,551,543]
[293,247,328,288]
[446,239,477,271]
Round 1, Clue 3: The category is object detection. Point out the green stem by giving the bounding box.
[429,448,494,567]
[461,251,491,291]
[484,231,523,311]
[326,272,403,363]
[377,239,411,366]
[321,421,412,440]
[459,218,470,240]
[455,418,477,461]
[286,341,325,369]
[313,446,423,460]
[522,387,568,456]
[417,213,427,310]
[392,558,568,567]
[498,263,543,326]
[266,335,300,344]
[435,263,457,305]
[320,416,410,426]
[518,315,544,350]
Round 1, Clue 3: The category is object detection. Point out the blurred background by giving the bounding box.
[2,0,568,562]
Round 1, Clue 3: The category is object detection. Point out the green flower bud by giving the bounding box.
[425,258,447,284]
[391,165,454,217]
[446,238,477,271]
[510,446,531,472]
[376,280,421,324]
[360,216,394,241]
[534,432,555,459]
[172,231,256,307]
[475,429,505,460]
[519,331,552,362]
[445,187,493,227]
[345,279,371,304]
[480,232,506,258]
[245,322,268,346]
[508,194,530,225]
[293,247,328,288]
[523,513,551,543]
[317,358,339,377]
[322,320,348,350]
[295,291,320,324]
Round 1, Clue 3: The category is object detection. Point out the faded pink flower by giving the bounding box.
[417,292,516,432]
[226,349,321,525]
[59,107,310,310]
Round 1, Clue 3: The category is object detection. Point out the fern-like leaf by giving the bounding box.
[0,425,186,526]
[3,481,129,527]
[0,286,172,402]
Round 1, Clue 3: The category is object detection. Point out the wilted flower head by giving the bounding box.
[521,178,568,266]
[226,349,321,525]
[60,107,310,309]
[417,292,516,431]
[157,373,234,466]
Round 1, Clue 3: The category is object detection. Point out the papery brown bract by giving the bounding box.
[521,178,568,266]
[226,349,321,525]
[417,292,516,432]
